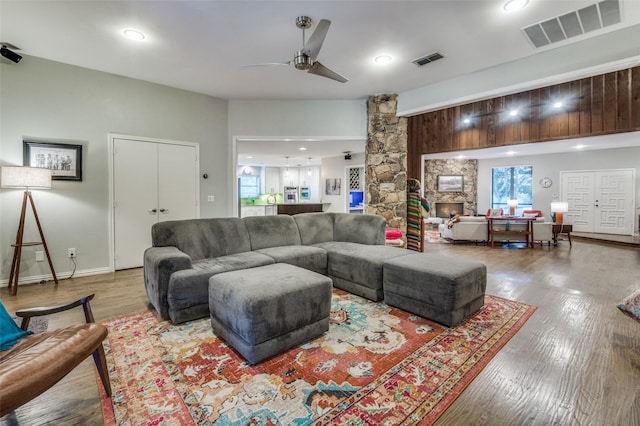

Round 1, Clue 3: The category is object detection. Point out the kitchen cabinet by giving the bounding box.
[265,167,281,194]
[240,205,266,218]
[281,167,299,188]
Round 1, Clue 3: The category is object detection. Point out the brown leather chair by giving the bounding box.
[0,294,112,417]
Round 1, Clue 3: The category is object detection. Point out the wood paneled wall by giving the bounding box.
[407,66,640,179]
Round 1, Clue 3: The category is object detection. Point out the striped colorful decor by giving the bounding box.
[407,178,424,252]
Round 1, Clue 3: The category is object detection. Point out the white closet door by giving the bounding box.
[158,143,198,221]
[113,138,199,270]
[113,139,159,269]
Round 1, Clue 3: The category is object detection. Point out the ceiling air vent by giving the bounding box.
[412,52,444,66]
[523,0,621,48]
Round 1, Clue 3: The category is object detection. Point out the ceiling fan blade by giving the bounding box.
[308,62,348,83]
[303,19,330,60]
[240,62,290,70]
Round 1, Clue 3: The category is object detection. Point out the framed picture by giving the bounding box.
[23,140,83,181]
[437,175,463,192]
[325,178,341,195]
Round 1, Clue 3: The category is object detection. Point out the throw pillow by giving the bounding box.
[617,290,640,321]
[0,301,33,351]
[447,214,461,229]
[385,229,403,240]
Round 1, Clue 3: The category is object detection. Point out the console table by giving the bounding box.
[552,224,572,247]
[487,217,535,248]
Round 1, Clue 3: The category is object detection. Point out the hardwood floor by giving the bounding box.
[1,239,639,425]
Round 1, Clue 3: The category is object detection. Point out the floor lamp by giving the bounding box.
[1,166,58,296]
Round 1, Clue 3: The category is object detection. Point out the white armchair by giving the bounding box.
[532,219,554,246]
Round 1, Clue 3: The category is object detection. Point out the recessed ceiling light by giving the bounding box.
[503,0,529,12]
[506,150,517,155]
[456,155,466,159]
[509,109,519,117]
[123,29,145,41]
[246,156,253,159]
[374,55,392,65]
[298,147,307,151]
[463,117,471,124]
[575,144,585,149]
[553,101,564,108]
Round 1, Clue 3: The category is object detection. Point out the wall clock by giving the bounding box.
[539,177,552,188]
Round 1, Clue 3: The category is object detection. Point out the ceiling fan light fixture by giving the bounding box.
[294,50,313,70]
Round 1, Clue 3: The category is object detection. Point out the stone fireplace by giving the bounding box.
[436,202,464,218]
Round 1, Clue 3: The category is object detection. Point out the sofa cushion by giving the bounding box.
[256,245,328,275]
[459,216,486,222]
[333,213,386,245]
[244,215,302,250]
[167,252,274,312]
[152,218,251,261]
[320,242,412,292]
[293,212,335,245]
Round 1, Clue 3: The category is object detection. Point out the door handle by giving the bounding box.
[148,208,157,213]
[159,208,169,213]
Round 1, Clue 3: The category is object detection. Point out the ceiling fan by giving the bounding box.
[241,16,348,83]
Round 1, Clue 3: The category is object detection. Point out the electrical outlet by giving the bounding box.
[208,195,215,202]
[68,248,76,258]
[35,251,44,262]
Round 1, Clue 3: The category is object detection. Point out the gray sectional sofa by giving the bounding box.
[144,212,486,327]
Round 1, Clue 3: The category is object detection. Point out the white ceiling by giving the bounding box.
[2,0,639,165]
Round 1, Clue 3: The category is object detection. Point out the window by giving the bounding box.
[239,175,260,198]
[491,166,532,214]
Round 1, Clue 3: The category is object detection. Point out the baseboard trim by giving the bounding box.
[0,267,113,288]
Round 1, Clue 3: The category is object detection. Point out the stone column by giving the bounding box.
[365,94,408,234]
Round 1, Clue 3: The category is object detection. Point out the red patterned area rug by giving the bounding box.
[100,290,534,425]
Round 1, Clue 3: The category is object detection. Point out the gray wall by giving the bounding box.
[0,55,228,281]
[477,145,640,233]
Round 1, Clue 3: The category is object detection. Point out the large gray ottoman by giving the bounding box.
[383,253,487,326]
[208,263,332,364]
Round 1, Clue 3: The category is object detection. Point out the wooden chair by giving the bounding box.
[0,294,112,417]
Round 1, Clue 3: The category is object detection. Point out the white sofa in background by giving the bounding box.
[438,216,488,242]
[438,216,554,246]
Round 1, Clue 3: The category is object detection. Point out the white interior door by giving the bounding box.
[158,143,198,221]
[562,169,634,235]
[113,137,199,270]
[114,139,159,269]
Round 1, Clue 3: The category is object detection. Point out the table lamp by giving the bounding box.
[1,166,58,295]
[507,199,519,216]
[550,201,569,224]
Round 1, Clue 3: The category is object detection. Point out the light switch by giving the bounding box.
[207,195,215,202]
